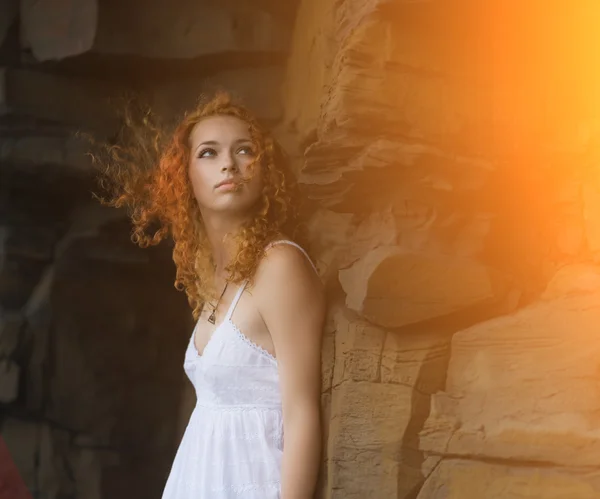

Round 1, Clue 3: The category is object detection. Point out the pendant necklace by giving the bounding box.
[207,281,229,324]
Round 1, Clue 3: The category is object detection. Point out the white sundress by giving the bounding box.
[161,240,318,499]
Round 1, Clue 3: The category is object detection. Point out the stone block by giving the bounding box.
[93,0,289,58]
[37,426,106,498]
[307,208,398,281]
[381,329,451,395]
[21,267,53,412]
[417,459,600,499]
[147,66,284,124]
[20,0,97,61]
[24,265,54,325]
[281,0,336,143]
[320,311,336,393]
[339,245,503,328]
[420,264,600,468]
[10,136,65,165]
[0,432,32,499]
[58,202,127,254]
[69,447,103,499]
[37,425,70,498]
[302,133,493,211]
[67,237,150,265]
[0,359,19,402]
[0,310,22,357]
[326,310,452,498]
[328,380,414,498]
[315,7,471,144]
[5,226,57,261]
[331,307,385,386]
[4,68,122,134]
[0,0,17,48]
[1,418,40,490]
[0,255,48,310]
[0,134,93,175]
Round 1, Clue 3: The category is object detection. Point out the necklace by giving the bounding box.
[207,281,229,324]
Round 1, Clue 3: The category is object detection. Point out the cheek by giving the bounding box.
[188,163,212,200]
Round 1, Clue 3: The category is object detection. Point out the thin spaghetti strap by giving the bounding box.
[224,280,247,321]
[265,240,319,275]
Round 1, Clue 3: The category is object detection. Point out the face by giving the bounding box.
[188,115,263,215]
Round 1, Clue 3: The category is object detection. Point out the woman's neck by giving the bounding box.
[201,211,248,277]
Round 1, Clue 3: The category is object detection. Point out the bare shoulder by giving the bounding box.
[253,242,325,319]
[257,243,320,282]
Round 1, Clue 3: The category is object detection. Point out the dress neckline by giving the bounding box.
[191,279,277,364]
[190,317,277,364]
[193,280,248,357]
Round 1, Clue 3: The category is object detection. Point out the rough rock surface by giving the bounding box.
[322,306,451,498]
[20,0,97,61]
[420,264,600,468]
[0,0,17,49]
[417,459,600,499]
[282,0,600,497]
[339,246,503,328]
[145,66,285,125]
[17,0,291,62]
[0,178,192,497]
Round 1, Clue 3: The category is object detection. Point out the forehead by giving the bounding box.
[189,115,252,146]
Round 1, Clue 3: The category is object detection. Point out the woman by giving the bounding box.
[98,92,325,498]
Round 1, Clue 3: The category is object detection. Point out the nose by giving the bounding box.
[221,150,239,173]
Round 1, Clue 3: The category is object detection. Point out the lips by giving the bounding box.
[215,178,239,189]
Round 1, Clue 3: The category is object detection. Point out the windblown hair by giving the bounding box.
[94,91,308,319]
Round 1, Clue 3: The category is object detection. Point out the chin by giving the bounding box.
[213,196,261,215]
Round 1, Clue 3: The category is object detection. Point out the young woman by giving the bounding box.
[99,92,325,498]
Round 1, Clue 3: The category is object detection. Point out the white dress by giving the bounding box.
[162,240,317,499]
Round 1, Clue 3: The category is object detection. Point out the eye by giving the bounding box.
[198,148,217,158]
[237,145,255,156]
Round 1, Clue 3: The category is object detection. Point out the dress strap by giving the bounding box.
[224,280,248,321]
[265,240,319,275]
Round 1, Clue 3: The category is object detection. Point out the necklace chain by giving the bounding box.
[207,281,228,324]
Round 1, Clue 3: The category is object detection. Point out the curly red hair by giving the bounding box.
[94,91,309,319]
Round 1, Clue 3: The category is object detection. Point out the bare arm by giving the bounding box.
[255,245,325,499]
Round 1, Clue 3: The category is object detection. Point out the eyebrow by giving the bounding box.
[194,138,253,152]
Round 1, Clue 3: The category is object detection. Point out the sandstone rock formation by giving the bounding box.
[420,264,600,469]
[281,0,600,497]
[3,0,600,497]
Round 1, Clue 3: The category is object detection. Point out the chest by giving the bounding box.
[194,288,275,358]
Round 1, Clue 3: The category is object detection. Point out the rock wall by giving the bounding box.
[4,0,600,497]
[419,264,600,498]
[0,193,192,498]
[1,1,296,498]
[281,0,600,497]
